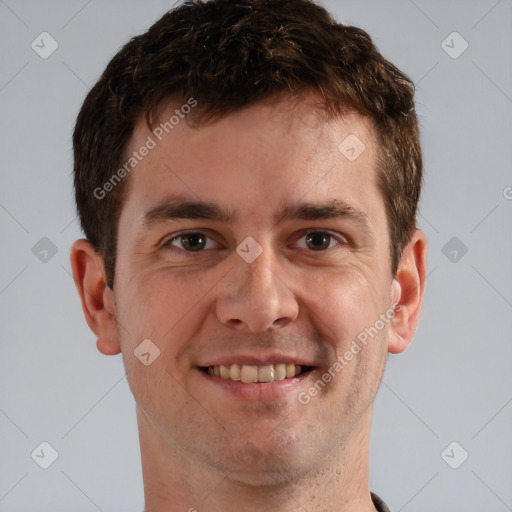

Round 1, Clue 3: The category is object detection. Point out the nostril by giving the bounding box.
[273,317,290,327]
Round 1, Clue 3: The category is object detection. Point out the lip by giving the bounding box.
[195,366,316,401]
[196,353,316,367]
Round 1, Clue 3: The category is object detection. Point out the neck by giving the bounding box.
[138,406,378,512]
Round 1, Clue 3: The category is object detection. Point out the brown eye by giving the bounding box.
[305,232,332,251]
[179,232,207,251]
[166,231,217,252]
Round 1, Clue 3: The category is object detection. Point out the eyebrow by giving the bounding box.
[139,197,373,233]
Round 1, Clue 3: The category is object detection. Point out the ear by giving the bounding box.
[70,239,121,355]
[388,229,427,354]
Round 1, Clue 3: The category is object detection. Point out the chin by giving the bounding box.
[225,460,305,488]
[215,438,313,487]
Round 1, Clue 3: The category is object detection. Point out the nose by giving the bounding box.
[215,245,299,332]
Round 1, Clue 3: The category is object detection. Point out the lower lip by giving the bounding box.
[196,368,315,402]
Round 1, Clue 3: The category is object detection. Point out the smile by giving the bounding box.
[201,363,313,383]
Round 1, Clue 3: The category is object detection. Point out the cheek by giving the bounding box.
[114,275,196,420]
[117,268,206,335]
[297,262,386,351]
[114,268,220,396]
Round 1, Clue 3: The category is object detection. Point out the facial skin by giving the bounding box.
[71,91,427,512]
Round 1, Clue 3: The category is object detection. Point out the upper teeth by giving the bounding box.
[207,363,302,383]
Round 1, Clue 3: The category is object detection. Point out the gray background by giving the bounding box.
[1,0,511,510]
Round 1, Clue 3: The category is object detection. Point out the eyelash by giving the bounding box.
[162,229,347,254]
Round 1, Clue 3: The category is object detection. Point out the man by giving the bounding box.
[70,0,427,510]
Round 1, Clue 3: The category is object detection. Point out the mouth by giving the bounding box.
[199,363,314,383]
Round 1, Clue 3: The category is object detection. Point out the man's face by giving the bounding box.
[113,93,399,483]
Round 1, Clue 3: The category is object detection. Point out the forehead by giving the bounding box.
[120,92,383,234]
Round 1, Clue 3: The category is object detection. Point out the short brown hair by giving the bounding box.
[73,0,422,289]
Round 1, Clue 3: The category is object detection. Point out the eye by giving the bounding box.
[164,231,219,252]
[162,230,344,254]
[295,231,343,251]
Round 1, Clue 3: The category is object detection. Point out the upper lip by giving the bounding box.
[197,353,317,368]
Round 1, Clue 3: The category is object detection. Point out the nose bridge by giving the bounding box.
[233,241,280,307]
[245,249,276,294]
[215,239,298,331]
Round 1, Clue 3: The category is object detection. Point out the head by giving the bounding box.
[71,0,426,491]
[73,0,422,290]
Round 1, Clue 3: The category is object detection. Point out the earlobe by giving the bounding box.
[388,229,427,354]
[70,239,121,356]
[96,336,121,355]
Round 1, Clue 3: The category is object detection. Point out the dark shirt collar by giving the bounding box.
[371,492,391,512]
